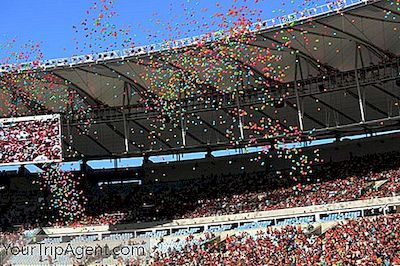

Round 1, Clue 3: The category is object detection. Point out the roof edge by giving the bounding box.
[0,0,379,73]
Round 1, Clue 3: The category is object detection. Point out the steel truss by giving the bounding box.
[67,58,400,125]
[60,57,400,158]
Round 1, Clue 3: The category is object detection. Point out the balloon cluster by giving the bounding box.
[129,0,320,176]
[35,164,87,224]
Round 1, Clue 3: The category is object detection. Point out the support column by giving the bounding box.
[236,69,245,140]
[178,89,187,147]
[66,91,74,153]
[236,91,245,140]
[122,110,129,153]
[294,57,304,131]
[123,82,131,106]
[122,83,130,153]
[355,44,366,123]
[180,113,187,147]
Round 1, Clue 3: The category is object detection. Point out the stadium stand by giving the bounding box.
[81,150,400,224]
[0,149,400,229]
[0,147,400,265]
[1,0,400,264]
[10,212,400,265]
[150,214,400,265]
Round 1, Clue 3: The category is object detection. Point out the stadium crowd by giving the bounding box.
[151,214,400,265]
[0,151,399,265]
[0,117,62,164]
[84,151,400,224]
[0,151,400,228]
[0,231,27,249]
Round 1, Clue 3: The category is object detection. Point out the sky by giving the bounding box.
[0,0,326,61]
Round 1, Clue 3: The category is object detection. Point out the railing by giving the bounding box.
[41,195,400,238]
[0,0,374,73]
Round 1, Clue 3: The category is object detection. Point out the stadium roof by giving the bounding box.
[1,0,400,160]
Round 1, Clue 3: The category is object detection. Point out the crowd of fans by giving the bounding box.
[0,231,27,249]
[151,214,400,265]
[0,151,400,228]
[0,117,62,164]
[0,150,399,265]
[83,151,400,223]
[176,152,400,218]
[51,213,128,228]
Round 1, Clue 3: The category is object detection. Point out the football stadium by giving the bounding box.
[1,0,400,265]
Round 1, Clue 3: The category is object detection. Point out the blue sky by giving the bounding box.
[0,0,325,61]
